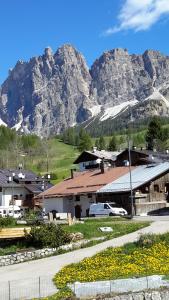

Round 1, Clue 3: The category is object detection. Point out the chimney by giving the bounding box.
[100,158,105,174]
[71,169,74,179]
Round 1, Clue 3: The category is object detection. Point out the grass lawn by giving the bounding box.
[54,232,169,290]
[65,217,150,239]
[0,218,149,257]
[0,244,24,256]
[25,138,79,184]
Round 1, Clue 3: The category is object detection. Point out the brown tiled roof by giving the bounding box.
[35,167,135,199]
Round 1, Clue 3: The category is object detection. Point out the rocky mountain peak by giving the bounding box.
[54,44,88,70]
[44,47,53,58]
[0,46,169,136]
[111,48,129,58]
[143,49,163,58]
[0,44,92,136]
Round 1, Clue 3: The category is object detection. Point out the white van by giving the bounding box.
[89,203,127,217]
[0,205,21,219]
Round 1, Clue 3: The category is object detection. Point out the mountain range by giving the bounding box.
[0,45,169,136]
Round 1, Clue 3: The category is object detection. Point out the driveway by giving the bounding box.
[0,220,169,299]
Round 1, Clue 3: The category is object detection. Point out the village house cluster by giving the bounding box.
[34,148,169,218]
[0,168,52,216]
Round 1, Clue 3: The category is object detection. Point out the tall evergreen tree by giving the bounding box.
[145,117,163,150]
[78,131,92,152]
[98,136,106,150]
[108,135,117,151]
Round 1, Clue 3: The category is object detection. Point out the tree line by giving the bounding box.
[61,127,125,151]
[61,116,169,152]
[0,115,168,170]
[0,126,42,169]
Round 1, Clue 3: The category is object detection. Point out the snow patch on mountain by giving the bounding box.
[88,105,102,117]
[0,118,7,127]
[12,121,22,131]
[100,100,139,122]
[145,89,169,107]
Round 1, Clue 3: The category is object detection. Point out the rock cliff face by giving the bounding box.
[0,46,169,136]
[90,49,169,106]
[0,45,92,136]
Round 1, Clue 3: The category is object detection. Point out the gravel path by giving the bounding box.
[0,220,169,299]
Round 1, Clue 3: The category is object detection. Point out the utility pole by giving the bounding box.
[126,108,134,219]
[127,135,134,219]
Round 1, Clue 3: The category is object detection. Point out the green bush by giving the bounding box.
[25,223,71,248]
[137,233,161,248]
[50,173,58,180]
[46,287,74,300]
[24,209,38,220]
[0,216,17,228]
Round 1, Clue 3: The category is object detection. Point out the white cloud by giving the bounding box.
[104,0,169,35]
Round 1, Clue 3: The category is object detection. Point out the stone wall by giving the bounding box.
[69,276,169,298]
[0,248,57,266]
[97,290,169,300]
[0,237,105,266]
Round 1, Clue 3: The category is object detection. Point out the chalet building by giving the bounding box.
[35,161,169,217]
[73,148,166,171]
[97,163,169,215]
[116,148,169,166]
[73,149,119,171]
[0,169,52,209]
[35,167,132,218]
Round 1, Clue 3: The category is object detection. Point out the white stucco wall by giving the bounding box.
[63,197,74,216]
[43,197,64,213]
[74,194,96,216]
[43,194,97,217]
[1,187,27,207]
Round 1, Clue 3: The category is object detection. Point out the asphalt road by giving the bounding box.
[1,220,169,299]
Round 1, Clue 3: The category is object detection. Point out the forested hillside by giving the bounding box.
[1,116,169,184]
[0,126,79,183]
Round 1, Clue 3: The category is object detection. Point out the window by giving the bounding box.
[88,194,92,198]
[154,184,159,192]
[140,186,149,194]
[104,204,109,209]
[75,195,80,201]
[0,187,2,192]
[13,195,19,200]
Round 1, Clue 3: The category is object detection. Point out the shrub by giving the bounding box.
[50,173,58,180]
[137,233,161,248]
[46,287,74,300]
[24,209,38,219]
[25,223,71,248]
[0,216,16,228]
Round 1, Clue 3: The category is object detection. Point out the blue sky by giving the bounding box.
[0,0,169,84]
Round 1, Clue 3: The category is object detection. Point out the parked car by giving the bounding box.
[89,203,127,217]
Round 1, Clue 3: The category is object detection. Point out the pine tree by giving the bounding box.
[78,131,92,152]
[108,135,117,151]
[98,136,106,150]
[145,117,163,150]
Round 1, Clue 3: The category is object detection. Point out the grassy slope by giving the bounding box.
[25,138,80,184]
[21,122,169,184]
